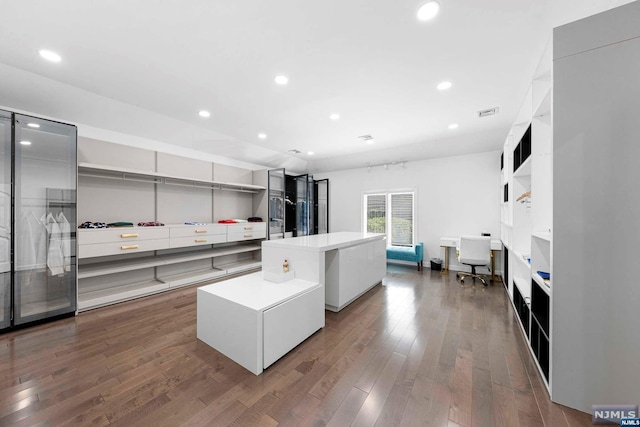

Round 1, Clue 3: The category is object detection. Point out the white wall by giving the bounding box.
[314,151,501,270]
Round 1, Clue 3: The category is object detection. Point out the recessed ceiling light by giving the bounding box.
[437,81,452,91]
[198,110,210,118]
[258,133,267,139]
[307,151,315,156]
[274,75,289,85]
[20,141,32,146]
[417,1,440,21]
[27,123,40,128]
[330,113,340,120]
[448,123,459,129]
[38,49,62,63]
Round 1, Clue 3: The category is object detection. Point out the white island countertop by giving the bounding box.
[198,272,320,312]
[262,232,385,252]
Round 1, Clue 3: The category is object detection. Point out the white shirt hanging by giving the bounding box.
[56,212,71,272]
[43,212,64,276]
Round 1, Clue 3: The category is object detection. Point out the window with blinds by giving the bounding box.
[390,193,413,246]
[363,191,415,247]
[365,194,386,234]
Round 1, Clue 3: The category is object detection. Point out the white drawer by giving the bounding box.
[169,224,226,238]
[227,230,267,242]
[226,223,266,233]
[170,234,226,248]
[79,227,169,245]
[79,238,170,258]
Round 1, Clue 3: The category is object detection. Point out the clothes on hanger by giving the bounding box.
[42,212,64,276]
[56,212,71,273]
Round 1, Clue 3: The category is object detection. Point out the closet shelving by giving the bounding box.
[78,162,265,193]
[77,139,267,311]
[501,40,553,390]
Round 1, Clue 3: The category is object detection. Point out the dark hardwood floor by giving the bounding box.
[0,266,592,426]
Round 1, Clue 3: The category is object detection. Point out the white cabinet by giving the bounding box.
[325,238,386,311]
[197,273,323,375]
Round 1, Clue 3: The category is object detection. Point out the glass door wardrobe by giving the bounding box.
[1,111,77,332]
[0,111,10,330]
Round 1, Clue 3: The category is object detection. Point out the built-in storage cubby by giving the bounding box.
[77,138,266,311]
[500,39,553,394]
[512,282,530,338]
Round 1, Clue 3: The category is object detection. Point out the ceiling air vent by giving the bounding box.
[288,149,301,154]
[478,107,499,118]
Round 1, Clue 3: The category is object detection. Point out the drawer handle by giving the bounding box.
[244,234,252,238]
[195,239,207,243]
[121,233,139,238]
[244,227,253,230]
[121,245,139,250]
[195,229,207,233]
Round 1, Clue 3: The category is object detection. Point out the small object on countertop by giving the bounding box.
[137,221,165,227]
[248,217,263,222]
[185,222,207,225]
[283,259,289,273]
[217,219,237,224]
[232,219,248,223]
[107,222,134,227]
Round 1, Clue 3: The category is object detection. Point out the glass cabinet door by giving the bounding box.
[13,114,77,324]
[294,174,309,236]
[315,179,329,234]
[307,175,315,235]
[268,168,285,239]
[0,111,11,330]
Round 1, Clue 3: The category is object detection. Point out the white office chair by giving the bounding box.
[456,236,491,286]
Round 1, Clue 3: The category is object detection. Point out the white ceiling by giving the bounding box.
[0,0,633,173]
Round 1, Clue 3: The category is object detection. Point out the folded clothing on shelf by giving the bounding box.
[247,217,263,222]
[185,222,207,225]
[232,219,248,223]
[218,219,237,224]
[107,222,134,227]
[79,221,107,229]
[137,221,165,227]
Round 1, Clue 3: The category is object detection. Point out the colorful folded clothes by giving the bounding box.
[137,221,165,227]
[232,219,248,223]
[79,221,107,229]
[218,219,237,224]
[185,222,207,225]
[107,222,134,227]
[247,217,263,222]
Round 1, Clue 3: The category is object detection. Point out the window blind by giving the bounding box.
[390,193,413,246]
[365,194,386,234]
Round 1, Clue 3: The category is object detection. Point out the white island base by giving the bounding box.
[197,272,324,375]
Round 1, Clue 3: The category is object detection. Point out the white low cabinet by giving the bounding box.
[325,238,387,311]
[197,272,323,375]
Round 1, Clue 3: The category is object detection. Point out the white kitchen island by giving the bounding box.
[262,232,386,312]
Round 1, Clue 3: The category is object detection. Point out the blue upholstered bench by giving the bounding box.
[386,242,424,271]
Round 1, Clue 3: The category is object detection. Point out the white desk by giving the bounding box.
[262,232,386,312]
[439,237,502,281]
[197,272,324,375]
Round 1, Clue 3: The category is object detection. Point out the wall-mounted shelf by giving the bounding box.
[78,162,266,193]
[532,231,551,241]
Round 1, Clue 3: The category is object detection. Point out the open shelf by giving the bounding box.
[78,243,261,279]
[513,156,532,177]
[160,268,227,288]
[216,260,262,274]
[78,162,266,193]
[513,276,531,302]
[532,272,551,293]
[532,231,551,241]
[78,279,169,310]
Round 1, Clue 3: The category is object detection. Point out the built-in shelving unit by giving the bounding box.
[77,138,267,311]
[79,162,265,193]
[500,40,553,390]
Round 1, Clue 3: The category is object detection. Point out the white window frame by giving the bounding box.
[363,189,416,248]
